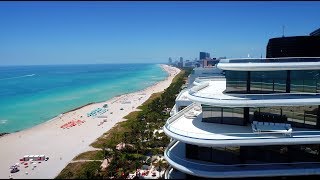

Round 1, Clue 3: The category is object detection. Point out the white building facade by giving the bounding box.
[164,57,320,179]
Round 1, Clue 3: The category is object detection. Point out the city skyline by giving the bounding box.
[1,1,320,65]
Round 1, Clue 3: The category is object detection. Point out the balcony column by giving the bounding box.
[318,145,320,160]
[243,107,250,125]
[317,105,320,129]
[247,71,251,93]
[239,146,246,164]
[286,70,291,93]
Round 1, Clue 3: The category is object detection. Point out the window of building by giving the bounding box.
[291,70,320,93]
[202,105,222,123]
[185,144,198,159]
[225,71,247,93]
[202,106,245,125]
[250,106,319,128]
[222,107,244,125]
[186,144,320,165]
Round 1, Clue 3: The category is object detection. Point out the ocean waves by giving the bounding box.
[0,74,36,81]
[0,63,166,133]
[0,120,8,124]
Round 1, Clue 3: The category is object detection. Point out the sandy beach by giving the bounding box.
[0,64,180,179]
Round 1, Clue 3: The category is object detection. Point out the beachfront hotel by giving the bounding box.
[164,30,320,179]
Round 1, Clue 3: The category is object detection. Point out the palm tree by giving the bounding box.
[104,148,113,161]
[153,159,166,175]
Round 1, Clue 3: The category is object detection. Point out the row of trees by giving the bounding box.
[103,68,191,178]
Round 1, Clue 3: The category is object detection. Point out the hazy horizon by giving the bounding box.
[1,1,320,65]
[0,61,163,67]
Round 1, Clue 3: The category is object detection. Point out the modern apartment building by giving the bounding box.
[200,52,210,60]
[164,57,320,179]
[266,36,320,58]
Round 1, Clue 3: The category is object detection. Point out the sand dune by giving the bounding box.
[0,64,180,179]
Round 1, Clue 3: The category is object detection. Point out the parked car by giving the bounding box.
[10,168,19,173]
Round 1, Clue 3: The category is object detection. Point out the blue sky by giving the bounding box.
[0,1,320,65]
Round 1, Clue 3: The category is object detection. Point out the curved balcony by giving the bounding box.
[163,103,320,147]
[164,140,320,178]
[164,166,186,179]
[217,57,320,71]
[188,79,320,107]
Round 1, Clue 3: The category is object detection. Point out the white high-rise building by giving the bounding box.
[164,57,320,179]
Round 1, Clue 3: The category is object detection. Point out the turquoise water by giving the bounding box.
[0,63,167,133]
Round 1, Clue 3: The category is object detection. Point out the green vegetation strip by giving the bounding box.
[55,161,102,179]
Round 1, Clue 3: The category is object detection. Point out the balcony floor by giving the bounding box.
[164,104,320,146]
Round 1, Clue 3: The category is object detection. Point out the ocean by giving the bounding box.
[0,63,167,133]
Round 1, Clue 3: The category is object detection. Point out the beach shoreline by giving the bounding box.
[0,64,180,179]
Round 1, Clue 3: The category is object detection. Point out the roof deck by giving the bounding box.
[163,103,320,147]
[164,140,320,178]
[187,79,320,107]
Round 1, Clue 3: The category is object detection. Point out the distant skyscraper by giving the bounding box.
[200,52,210,60]
[168,57,173,64]
[179,57,183,68]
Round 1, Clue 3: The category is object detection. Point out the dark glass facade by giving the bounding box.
[201,105,320,128]
[225,71,247,93]
[291,70,320,93]
[185,143,320,165]
[266,36,320,58]
[225,70,320,94]
[200,52,210,60]
[202,105,245,125]
[249,106,319,128]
